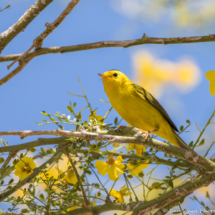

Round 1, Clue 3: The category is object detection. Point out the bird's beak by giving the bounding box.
[98,73,105,78]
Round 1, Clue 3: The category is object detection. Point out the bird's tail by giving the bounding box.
[173,131,191,150]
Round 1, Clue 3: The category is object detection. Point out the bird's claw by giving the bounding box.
[134,130,150,142]
[116,125,127,134]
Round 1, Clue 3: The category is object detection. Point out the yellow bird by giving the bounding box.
[98,70,190,150]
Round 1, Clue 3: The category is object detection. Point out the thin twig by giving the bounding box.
[64,148,93,212]
[0,151,15,174]
[192,110,215,149]
[0,0,53,54]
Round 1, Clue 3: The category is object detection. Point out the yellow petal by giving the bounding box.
[120,187,129,194]
[115,156,124,165]
[127,162,149,176]
[110,189,124,202]
[113,143,120,148]
[126,144,135,151]
[135,144,146,156]
[108,165,119,181]
[115,164,125,175]
[19,172,29,181]
[209,80,215,96]
[206,70,215,81]
[65,169,78,184]
[95,160,109,176]
[96,115,103,121]
[14,157,36,180]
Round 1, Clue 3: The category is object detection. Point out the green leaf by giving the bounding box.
[40,147,46,155]
[85,170,91,175]
[150,182,162,189]
[29,147,36,153]
[58,117,63,123]
[0,5,10,12]
[193,195,198,201]
[168,180,174,189]
[34,122,43,125]
[39,194,45,201]
[198,139,205,146]
[186,119,190,124]
[179,125,184,131]
[67,106,74,114]
[41,111,49,116]
[73,102,76,109]
[189,141,193,147]
[8,179,14,184]
[200,201,205,206]
[50,148,55,154]
[206,191,210,198]
[0,157,4,164]
[180,196,185,204]
[50,117,56,122]
[21,209,29,213]
[114,117,118,125]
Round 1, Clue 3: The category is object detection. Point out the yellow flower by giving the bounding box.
[205,70,215,95]
[133,51,200,98]
[113,143,120,147]
[95,155,125,181]
[110,187,132,203]
[89,110,103,122]
[127,162,149,176]
[59,168,78,185]
[14,157,36,181]
[126,144,146,156]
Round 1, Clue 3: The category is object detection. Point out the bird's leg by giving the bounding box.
[139,128,159,141]
[116,125,127,134]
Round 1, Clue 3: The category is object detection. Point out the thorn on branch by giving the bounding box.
[142,33,148,38]
[10,150,18,158]
[209,34,215,39]
[45,22,56,30]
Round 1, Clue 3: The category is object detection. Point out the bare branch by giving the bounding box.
[0,59,31,86]
[0,151,16,174]
[1,34,215,63]
[65,149,92,213]
[7,0,80,70]
[0,0,53,54]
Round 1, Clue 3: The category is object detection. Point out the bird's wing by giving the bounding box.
[133,84,179,132]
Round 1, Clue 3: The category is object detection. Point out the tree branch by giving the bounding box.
[0,58,31,86]
[0,0,53,54]
[0,129,214,172]
[65,171,215,215]
[1,34,215,63]
[7,0,80,70]
[0,0,80,87]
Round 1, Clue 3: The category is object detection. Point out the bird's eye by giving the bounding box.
[113,73,118,77]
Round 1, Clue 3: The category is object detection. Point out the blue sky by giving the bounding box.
[0,0,215,213]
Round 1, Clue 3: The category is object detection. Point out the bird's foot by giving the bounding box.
[134,129,148,140]
[135,129,158,142]
[116,125,127,134]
